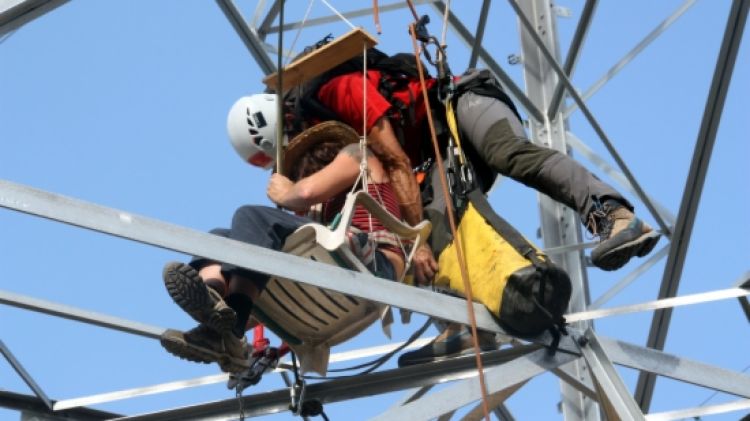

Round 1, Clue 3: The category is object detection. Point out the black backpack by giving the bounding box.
[282,35,429,139]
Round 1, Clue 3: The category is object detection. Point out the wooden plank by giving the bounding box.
[263,27,377,92]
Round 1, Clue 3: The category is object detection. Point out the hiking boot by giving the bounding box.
[589,200,661,271]
[397,323,497,367]
[163,262,236,333]
[160,324,249,373]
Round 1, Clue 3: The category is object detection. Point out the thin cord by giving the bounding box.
[320,0,356,29]
[408,23,492,421]
[275,0,285,175]
[696,363,750,408]
[284,0,315,66]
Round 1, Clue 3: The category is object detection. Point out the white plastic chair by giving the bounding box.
[252,191,431,374]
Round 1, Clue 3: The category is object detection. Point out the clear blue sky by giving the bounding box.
[1,1,748,420]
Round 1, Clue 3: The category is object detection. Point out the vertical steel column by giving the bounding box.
[516,2,598,420]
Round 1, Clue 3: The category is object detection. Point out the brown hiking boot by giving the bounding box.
[160,325,249,373]
[163,262,236,333]
[589,200,661,271]
[397,323,497,367]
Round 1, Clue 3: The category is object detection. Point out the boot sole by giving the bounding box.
[163,262,236,333]
[160,330,249,373]
[593,231,661,271]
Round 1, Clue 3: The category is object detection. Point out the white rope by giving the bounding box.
[319,0,356,29]
[284,0,316,66]
[440,0,451,46]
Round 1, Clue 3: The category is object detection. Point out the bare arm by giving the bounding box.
[367,117,423,226]
[367,117,438,284]
[267,148,361,211]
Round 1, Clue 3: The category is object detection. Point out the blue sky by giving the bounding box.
[1,1,748,420]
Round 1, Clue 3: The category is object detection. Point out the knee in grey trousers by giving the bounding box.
[454,91,630,223]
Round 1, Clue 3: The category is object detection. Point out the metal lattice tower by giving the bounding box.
[1,0,749,420]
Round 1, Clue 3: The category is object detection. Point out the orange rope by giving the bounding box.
[373,1,382,34]
[408,23,491,421]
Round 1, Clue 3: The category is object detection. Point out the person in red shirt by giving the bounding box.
[309,66,660,276]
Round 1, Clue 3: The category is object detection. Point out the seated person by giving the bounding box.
[160,109,407,373]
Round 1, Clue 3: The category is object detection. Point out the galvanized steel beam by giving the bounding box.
[634,0,750,411]
[432,1,546,124]
[215,0,276,75]
[508,0,671,237]
[0,0,67,36]
[0,340,53,410]
[547,0,598,119]
[0,179,501,333]
[468,0,492,69]
[562,0,698,120]
[577,329,645,420]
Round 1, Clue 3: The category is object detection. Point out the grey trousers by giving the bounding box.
[454,91,630,222]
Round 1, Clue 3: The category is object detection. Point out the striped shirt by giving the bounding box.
[321,183,405,257]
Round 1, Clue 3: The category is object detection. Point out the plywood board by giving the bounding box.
[263,27,378,93]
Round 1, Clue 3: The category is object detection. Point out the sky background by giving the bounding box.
[1,0,749,420]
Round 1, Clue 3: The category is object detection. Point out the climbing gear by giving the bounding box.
[226,94,280,169]
[160,325,249,373]
[588,199,661,271]
[228,325,291,392]
[281,38,430,146]
[407,14,493,421]
[162,262,236,334]
[397,323,497,367]
[433,54,571,351]
[433,189,571,348]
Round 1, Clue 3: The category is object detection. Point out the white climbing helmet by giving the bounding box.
[226,94,281,169]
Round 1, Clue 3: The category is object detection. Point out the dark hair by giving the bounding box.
[291,140,343,181]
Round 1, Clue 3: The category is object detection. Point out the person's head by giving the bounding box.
[226,94,280,169]
[283,121,361,181]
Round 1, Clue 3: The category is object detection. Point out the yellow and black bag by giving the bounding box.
[433,189,571,343]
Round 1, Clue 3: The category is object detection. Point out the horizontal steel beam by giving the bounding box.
[0,179,502,334]
[0,390,120,420]
[0,289,164,339]
[113,345,542,420]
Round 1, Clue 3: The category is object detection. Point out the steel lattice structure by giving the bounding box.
[1,0,749,420]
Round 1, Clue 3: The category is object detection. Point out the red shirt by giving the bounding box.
[317,70,436,166]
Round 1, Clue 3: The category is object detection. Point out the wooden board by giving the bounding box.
[263,27,378,93]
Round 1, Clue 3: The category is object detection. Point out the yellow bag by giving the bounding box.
[434,190,571,339]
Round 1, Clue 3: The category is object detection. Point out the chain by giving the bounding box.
[236,385,246,421]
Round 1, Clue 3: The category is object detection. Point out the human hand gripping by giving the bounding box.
[413,243,438,285]
[266,173,295,208]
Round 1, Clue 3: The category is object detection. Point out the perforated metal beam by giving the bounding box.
[634,0,749,411]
